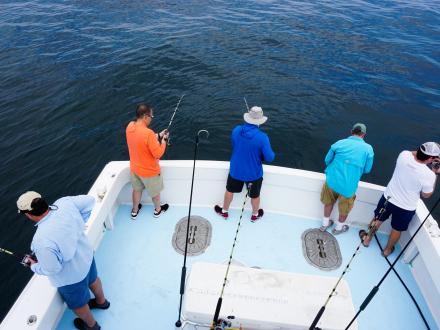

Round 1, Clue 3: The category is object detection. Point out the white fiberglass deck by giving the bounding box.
[58,204,437,330]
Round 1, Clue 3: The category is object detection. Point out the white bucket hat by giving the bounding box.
[420,142,440,157]
[17,191,41,213]
[243,106,267,125]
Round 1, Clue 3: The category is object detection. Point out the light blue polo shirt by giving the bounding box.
[30,195,95,288]
[324,136,374,198]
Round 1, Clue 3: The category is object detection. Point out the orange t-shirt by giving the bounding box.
[126,121,166,177]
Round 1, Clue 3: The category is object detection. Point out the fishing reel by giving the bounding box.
[21,252,37,268]
[431,159,440,171]
[213,319,231,330]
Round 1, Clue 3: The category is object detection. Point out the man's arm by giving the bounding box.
[30,246,63,276]
[324,148,335,166]
[71,195,95,222]
[148,132,166,159]
[261,136,275,163]
[421,169,439,198]
[363,149,374,174]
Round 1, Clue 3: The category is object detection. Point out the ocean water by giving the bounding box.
[0,0,439,322]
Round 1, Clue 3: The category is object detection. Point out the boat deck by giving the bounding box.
[58,204,437,330]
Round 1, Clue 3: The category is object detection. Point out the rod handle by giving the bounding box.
[213,297,223,325]
[309,306,325,330]
[179,266,186,295]
[360,286,379,311]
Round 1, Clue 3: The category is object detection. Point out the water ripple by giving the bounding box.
[1,0,440,321]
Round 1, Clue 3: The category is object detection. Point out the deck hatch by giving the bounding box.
[172,216,212,256]
[301,228,342,271]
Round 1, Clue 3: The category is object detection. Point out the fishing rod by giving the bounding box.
[243,97,250,111]
[166,94,185,132]
[344,195,440,330]
[309,197,391,330]
[175,129,209,328]
[0,247,36,267]
[211,183,252,330]
[158,94,185,146]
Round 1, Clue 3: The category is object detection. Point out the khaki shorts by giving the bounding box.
[320,182,356,216]
[130,172,164,197]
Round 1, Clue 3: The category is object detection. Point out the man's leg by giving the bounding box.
[152,194,161,212]
[132,190,142,213]
[383,229,401,256]
[320,182,337,230]
[251,197,260,215]
[73,305,97,328]
[332,195,356,234]
[324,204,334,218]
[222,191,234,211]
[89,277,106,305]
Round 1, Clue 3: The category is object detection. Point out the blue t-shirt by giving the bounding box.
[324,136,374,198]
[229,123,275,181]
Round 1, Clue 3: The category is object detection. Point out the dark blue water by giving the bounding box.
[1,0,439,321]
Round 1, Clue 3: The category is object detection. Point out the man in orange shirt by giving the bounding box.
[126,104,170,219]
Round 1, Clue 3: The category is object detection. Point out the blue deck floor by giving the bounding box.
[58,205,437,330]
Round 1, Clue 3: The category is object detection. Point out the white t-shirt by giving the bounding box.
[385,151,436,211]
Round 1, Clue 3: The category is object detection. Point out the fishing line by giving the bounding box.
[175,129,209,328]
[211,183,252,329]
[344,195,440,330]
[373,234,429,329]
[309,197,391,330]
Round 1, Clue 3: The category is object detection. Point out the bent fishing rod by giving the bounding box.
[309,197,391,330]
[166,94,185,132]
[158,94,185,145]
[344,195,440,330]
[211,183,252,330]
[175,129,209,328]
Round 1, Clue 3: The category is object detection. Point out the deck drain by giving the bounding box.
[301,228,342,271]
[172,216,212,256]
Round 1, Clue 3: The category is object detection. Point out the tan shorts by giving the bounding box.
[320,182,356,216]
[130,172,164,197]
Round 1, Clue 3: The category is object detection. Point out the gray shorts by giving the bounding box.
[130,172,164,197]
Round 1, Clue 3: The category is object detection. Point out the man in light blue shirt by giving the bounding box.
[320,123,374,234]
[17,191,110,330]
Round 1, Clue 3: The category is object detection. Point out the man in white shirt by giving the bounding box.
[362,142,440,256]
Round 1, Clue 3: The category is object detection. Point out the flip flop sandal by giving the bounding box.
[382,246,395,257]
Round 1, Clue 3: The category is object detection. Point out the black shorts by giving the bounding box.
[374,195,416,232]
[226,174,263,198]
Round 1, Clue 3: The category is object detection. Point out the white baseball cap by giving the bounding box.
[420,142,440,157]
[17,191,41,213]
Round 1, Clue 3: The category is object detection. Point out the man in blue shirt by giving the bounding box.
[320,123,374,234]
[17,191,110,330]
[215,106,275,222]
